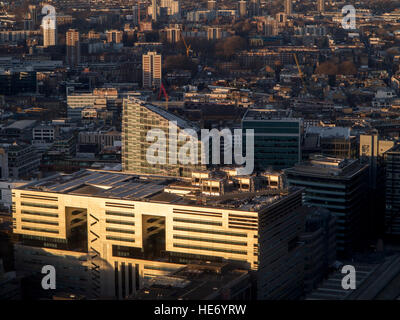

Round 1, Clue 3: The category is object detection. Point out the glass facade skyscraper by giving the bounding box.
[242,109,301,171]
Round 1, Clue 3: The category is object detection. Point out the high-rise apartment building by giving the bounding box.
[317,0,325,14]
[106,30,123,44]
[160,0,180,17]
[66,29,80,67]
[12,169,305,299]
[122,97,205,177]
[132,5,140,25]
[208,0,217,11]
[142,51,162,88]
[42,21,57,47]
[207,27,222,41]
[238,0,247,17]
[285,0,293,15]
[242,109,302,171]
[152,0,158,21]
[28,5,38,26]
[248,0,260,16]
[285,156,369,257]
[165,26,181,43]
[42,6,57,47]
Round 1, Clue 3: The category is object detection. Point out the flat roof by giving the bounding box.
[285,157,369,179]
[6,120,37,130]
[16,169,298,211]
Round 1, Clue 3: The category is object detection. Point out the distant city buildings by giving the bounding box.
[106,30,123,44]
[284,0,293,15]
[238,0,247,18]
[66,29,80,67]
[317,0,325,14]
[42,8,57,48]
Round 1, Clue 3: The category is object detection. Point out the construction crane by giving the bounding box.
[158,82,169,109]
[180,29,192,57]
[293,53,308,95]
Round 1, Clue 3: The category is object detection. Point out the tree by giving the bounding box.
[315,61,339,75]
[338,61,357,75]
[215,36,246,59]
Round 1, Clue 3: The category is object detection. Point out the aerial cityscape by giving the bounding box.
[1,0,400,303]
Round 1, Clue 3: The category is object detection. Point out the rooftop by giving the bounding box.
[16,169,296,212]
[285,155,369,179]
[135,262,250,300]
[243,108,299,121]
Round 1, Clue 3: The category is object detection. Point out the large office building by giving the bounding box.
[285,156,369,257]
[66,29,80,67]
[303,126,358,160]
[242,109,302,171]
[0,70,37,96]
[66,88,119,120]
[12,169,305,299]
[0,143,41,180]
[384,144,400,236]
[122,97,205,177]
[299,206,336,293]
[360,132,395,236]
[142,51,162,88]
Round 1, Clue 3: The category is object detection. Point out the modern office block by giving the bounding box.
[242,109,301,171]
[0,71,37,96]
[285,155,369,257]
[304,126,358,160]
[299,206,336,293]
[67,88,118,120]
[6,143,41,179]
[360,132,395,237]
[122,97,205,177]
[384,144,400,236]
[12,169,304,299]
